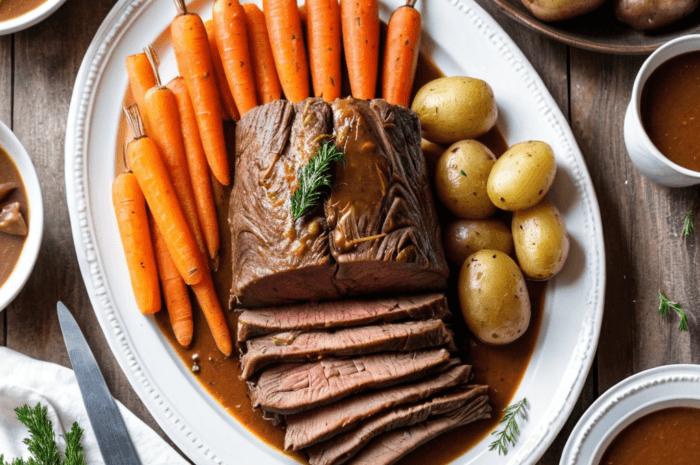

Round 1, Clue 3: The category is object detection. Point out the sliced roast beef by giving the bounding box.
[229,99,339,308]
[248,349,450,415]
[237,294,450,342]
[284,363,471,450]
[240,319,455,380]
[229,98,448,308]
[350,396,492,465]
[307,385,489,465]
[327,99,448,296]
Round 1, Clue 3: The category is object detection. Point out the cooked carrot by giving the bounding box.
[306,0,342,102]
[243,3,282,104]
[171,0,230,186]
[149,212,193,346]
[126,52,156,109]
[142,46,207,259]
[340,0,379,99]
[192,268,232,356]
[212,0,258,115]
[112,172,161,315]
[204,19,241,121]
[382,0,421,107]
[124,104,204,285]
[167,76,220,263]
[263,0,310,102]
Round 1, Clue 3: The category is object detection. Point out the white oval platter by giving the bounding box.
[561,364,700,465]
[64,0,606,464]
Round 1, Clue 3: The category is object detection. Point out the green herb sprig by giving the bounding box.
[290,142,345,221]
[489,398,528,456]
[683,210,694,237]
[659,292,689,331]
[0,403,86,465]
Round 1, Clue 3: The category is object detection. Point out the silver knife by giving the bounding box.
[57,301,142,465]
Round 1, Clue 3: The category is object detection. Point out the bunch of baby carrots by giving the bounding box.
[113,0,422,357]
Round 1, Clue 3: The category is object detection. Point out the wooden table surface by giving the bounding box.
[1,0,694,463]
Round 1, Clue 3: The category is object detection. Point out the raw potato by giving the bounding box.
[443,219,513,266]
[487,140,556,211]
[615,0,699,30]
[422,138,446,178]
[411,77,497,145]
[435,140,496,219]
[512,199,569,280]
[458,250,531,345]
[521,0,607,21]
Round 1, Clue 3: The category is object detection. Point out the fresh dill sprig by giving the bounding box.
[489,398,528,456]
[290,142,345,220]
[659,292,689,331]
[683,210,694,237]
[1,403,86,465]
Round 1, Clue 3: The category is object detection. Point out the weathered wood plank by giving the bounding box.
[4,0,186,459]
[568,48,696,396]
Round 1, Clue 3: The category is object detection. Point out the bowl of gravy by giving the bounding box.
[624,34,700,187]
[0,119,43,312]
[0,0,68,36]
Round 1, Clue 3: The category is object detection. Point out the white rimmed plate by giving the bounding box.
[0,0,68,35]
[64,0,606,464]
[561,364,700,465]
[0,119,44,312]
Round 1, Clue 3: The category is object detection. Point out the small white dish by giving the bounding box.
[0,0,68,36]
[0,119,43,312]
[561,364,700,465]
[624,34,700,187]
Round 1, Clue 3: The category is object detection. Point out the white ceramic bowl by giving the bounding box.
[0,119,43,312]
[624,34,700,187]
[561,364,700,465]
[0,0,68,36]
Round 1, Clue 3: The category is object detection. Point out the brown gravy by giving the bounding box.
[120,52,544,464]
[641,51,700,172]
[599,407,700,465]
[0,147,29,287]
[0,0,49,22]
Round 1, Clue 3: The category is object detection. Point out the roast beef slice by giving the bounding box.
[237,294,450,342]
[248,349,450,415]
[284,363,471,450]
[307,385,489,465]
[349,395,492,465]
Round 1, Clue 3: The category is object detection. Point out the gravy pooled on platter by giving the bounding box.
[0,146,29,287]
[641,51,700,172]
[599,407,700,464]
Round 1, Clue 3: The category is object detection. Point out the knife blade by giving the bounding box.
[57,301,142,465]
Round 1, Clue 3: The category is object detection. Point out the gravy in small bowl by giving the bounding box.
[0,146,30,287]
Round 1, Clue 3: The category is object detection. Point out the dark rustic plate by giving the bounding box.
[489,0,700,54]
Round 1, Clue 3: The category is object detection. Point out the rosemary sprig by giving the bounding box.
[489,397,528,456]
[290,142,345,220]
[683,210,693,237]
[0,403,86,465]
[659,292,689,331]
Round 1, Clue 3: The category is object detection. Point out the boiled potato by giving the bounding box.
[521,0,606,21]
[443,219,514,266]
[512,199,569,280]
[422,138,446,178]
[615,0,698,30]
[487,140,556,211]
[435,140,496,219]
[458,250,531,345]
[412,77,497,145]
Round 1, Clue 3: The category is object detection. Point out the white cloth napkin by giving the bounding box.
[0,347,189,464]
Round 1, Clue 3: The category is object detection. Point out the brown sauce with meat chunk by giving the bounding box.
[641,51,700,172]
[119,53,545,463]
[0,0,50,22]
[599,407,700,465]
[0,147,29,287]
